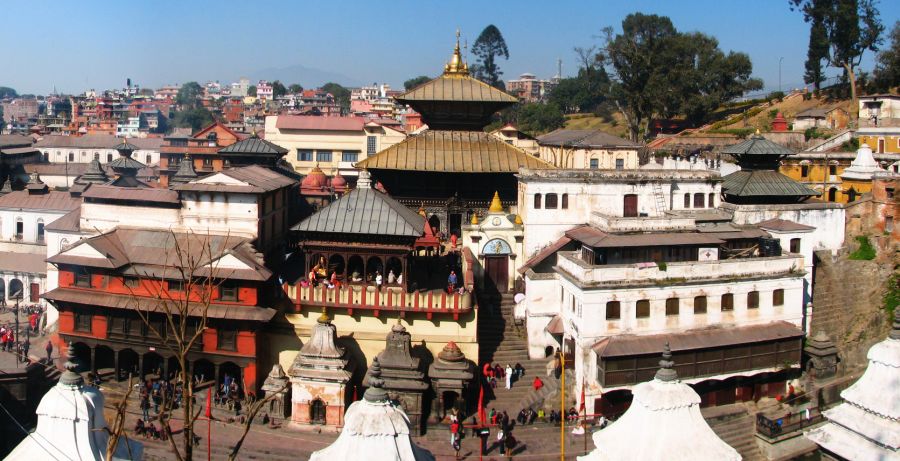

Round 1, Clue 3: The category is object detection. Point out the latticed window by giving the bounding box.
[367,136,377,155]
[545,193,558,209]
[218,328,237,351]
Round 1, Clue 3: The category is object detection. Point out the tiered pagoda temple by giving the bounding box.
[366,323,429,436]
[722,135,820,204]
[355,35,553,238]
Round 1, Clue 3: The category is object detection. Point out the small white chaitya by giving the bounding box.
[4,343,143,460]
[805,310,900,460]
[579,344,741,461]
[309,357,435,461]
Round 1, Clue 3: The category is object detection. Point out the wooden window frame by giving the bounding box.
[636,300,650,319]
[606,301,621,320]
[721,293,734,311]
[694,296,707,314]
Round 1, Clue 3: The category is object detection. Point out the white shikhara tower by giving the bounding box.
[805,309,900,460]
[308,357,435,461]
[579,344,741,461]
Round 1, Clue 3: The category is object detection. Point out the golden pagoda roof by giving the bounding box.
[489,191,503,212]
[355,130,555,173]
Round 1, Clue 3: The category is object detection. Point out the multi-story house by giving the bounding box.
[0,173,80,311]
[536,129,642,169]
[158,122,244,187]
[0,99,40,124]
[256,81,274,101]
[505,73,559,103]
[264,115,406,177]
[116,115,145,137]
[858,94,900,154]
[35,135,163,166]
[517,168,806,415]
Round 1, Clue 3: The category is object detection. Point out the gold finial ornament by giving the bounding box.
[489,191,503,213]
[317,306,330,324]
[443,29,469,76]
[471,213,479,225]
[418,202,426,217]
[514,214,523,225]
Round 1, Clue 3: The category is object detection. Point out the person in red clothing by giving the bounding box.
[450,233,458,250]
[29,312,38,333]
[532,376,543,391]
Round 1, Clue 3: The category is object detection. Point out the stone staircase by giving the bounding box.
[477,292,565,416]
[703,404,765,461]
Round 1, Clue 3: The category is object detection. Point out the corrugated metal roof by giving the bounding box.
[0,146,41,156]
[275,115,365,131]
[0,134,35,148]
[355,130,555,173]
[44,208,81,232]
[42,288,276,321]
[722,170,821,197]
[218,137,288,155]
[293,187,425,237]
[0,190,81,211]
[34,135,164,150]
[537,129,642,148]
[397,75,518,103]
[592,321,804,357]
[82,185,180,204]
[566,226,724,248]
[107,155,146,170]
[176,165,296,193]
[519,236,573,274]
[722,136,795,157]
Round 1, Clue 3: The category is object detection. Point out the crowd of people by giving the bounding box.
[482,362,527,390]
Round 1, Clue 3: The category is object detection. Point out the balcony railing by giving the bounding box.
[285,283,472,319]
[755,407,823,439]
[557,252,804,286]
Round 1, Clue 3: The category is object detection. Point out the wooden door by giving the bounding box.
[30,283,40,303]
[878,138,885,153]
[484,255,509,293]
[623,194,638,217]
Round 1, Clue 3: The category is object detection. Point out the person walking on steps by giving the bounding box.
[505,364,513,390]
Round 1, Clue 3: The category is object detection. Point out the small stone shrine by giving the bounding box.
[804,330,839,382]
[367,322,429,435]
[261,364,291,420]
[289,309,354,427]
[427,341,473,422]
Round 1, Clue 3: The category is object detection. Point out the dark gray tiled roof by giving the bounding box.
[722,136,794,157]
[292,188,425,237]
[537,129,641,148]
[722,170,820,197]
[218,137,288,155]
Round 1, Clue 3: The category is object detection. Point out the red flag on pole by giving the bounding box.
[205,388,212,418]
[478,383,485,424]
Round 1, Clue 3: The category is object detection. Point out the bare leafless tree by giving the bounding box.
[105,373,137,460]
[125,230,231,461]
[226,382,289,461]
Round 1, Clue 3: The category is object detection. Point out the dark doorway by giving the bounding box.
[827,188,837,201]
[449,213,462,239]
[484,255,509,293]
[310,398,326,424]
[623,194,638,217]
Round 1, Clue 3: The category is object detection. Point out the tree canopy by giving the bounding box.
[599,13,762,141]
[272,80,287,98]
[472,25,510,89]
[0,86,18,99]
[873,21,900,91]
[175,81,203,108]
[288,83,304,94]
[515,102,565,135]
[248,85,257,97]
[172,107,214,132]
[321,82,351,113]
[403,75,431,90]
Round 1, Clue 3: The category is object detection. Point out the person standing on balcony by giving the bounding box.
[448,271,458,293]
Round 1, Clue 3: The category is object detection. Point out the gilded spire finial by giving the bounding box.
[489,191,503,213]
[470,212,479,225]
[318,306,330,324]
[444,29,469,77]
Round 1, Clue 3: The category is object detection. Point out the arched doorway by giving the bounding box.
[328,254,345,276]
[142,351,164,379]
[94,345,116,374]
[847,187,858,202]
[8,279,23,300]
[310,398,326,424]
[386,257,403,284]
[482,238,512,293]
[219,361,243,397]
[365,256,383,281]
[827,187,837,202]
[118,349,140,380]
[71,342,92,373]
[192,359,215,386]
[0,279,5,304]
[347,255,364,281]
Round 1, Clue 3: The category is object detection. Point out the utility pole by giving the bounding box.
[560,347,565,461]
[779,57,784,94]
[13,291,21,368]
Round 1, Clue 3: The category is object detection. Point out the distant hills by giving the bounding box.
[242,63,362,88]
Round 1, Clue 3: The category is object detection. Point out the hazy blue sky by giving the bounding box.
[2,0,897,95]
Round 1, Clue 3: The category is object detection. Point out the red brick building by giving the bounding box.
[159,122,245,187]
[44,229,277,394]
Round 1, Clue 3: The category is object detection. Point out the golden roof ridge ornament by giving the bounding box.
[489,191,503,213]
[443,29,469,77]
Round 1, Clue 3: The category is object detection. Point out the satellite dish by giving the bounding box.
[513,293,525,304]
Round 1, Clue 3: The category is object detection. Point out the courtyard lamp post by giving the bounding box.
[12,290,22,368]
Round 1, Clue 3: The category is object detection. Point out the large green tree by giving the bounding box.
[248,85,257,97]
[403,75,431,90]
[175,81,203,108]
[873,21,900,91]
[321,82,351,113]
[0,86,17,99]
[791,0,884,125]
[288,83,304,94]
[600,13,761,140]
[804,1,831,90]
[173,107,213,132]
[515,102,565,134]
[471,25,510,89]
[272,80,287,98]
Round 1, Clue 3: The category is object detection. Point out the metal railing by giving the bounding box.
[755,407,823,438]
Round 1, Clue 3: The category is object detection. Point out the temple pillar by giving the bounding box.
[90,346,97,375]
[114,350,120,382]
